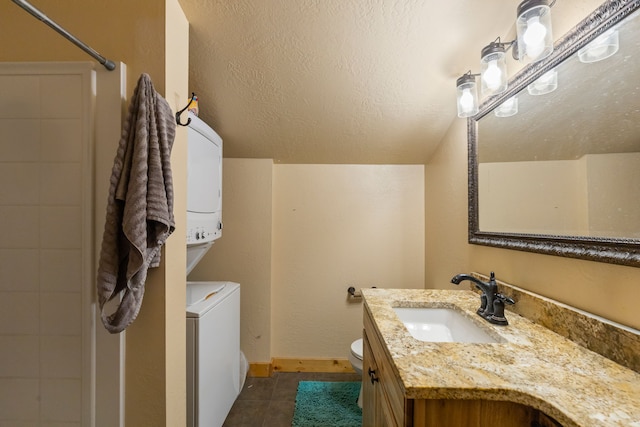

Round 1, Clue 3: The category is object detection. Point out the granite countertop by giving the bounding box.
[362,288,640,427]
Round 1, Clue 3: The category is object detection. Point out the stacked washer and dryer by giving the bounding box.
[185,111,245,427]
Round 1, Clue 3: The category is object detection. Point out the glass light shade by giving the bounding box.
[494,96,518,117]
[456,75,479,118]
[527,68,557,95]
[481,45,508,96]
[578,29,619,63]
[516,0,553,62]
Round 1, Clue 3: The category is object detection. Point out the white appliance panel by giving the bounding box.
[186,242,214,276]
[186,316,197,427]
[187,112,222,246]
[186,282,240,427]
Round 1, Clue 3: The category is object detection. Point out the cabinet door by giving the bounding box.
[362,331,397,427]
[362,330,378,426]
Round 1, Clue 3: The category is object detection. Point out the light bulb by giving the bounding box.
[459,88,475,113]
[495,96,518,117]
[538,70,554,84]
[587,45,608,60]
[527,68,557,95]
[456,74,478,118]
[502,97,517,109]
[482,60,503,91]
[578,29,619,63]
[523,16,547,59]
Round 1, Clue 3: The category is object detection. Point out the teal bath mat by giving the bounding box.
[292,381,362,427]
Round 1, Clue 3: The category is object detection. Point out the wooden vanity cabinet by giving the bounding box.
[362,329,411,427]
[363,305,411,427]
[363,305,561,427]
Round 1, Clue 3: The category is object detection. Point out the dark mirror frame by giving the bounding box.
[468,0,640,268]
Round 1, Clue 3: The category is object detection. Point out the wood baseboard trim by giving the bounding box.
[249,358,356,377]
[272,358,355,373]
[248,362,272,378]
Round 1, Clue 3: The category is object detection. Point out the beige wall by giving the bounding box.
[272,164,425,357]
[163,1,188,425]
[425,119,640,330]
[0,1,189,425]
[124,2,188,424]
[479,160,589,235]
[191,162,425,361]
[479,153,640,238]
[101,2,187,425]
[585,153,640,238]
[0,0,166,94]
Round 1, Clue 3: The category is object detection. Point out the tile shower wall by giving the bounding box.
[0,68,91,426]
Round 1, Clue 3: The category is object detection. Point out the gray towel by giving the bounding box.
[96,73,176,334]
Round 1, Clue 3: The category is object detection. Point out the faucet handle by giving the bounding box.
[495,293,515,305]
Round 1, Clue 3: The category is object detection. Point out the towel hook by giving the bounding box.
[176,92,196,126]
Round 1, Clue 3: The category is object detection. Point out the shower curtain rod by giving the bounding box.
[12,0,116,71]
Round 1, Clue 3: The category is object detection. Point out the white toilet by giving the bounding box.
[349,338,364,408]
[349,338,363,375]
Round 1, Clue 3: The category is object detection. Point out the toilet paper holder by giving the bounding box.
[347,286,361,298]
[347,285,376,300]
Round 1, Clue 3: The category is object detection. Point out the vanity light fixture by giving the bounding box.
[527,68,558,95]
[456,0,556,118]
[494,96,518,117]
[456,71,480,118]
[578,28,620,63]
[516,0,555,63]
[480,38,515,96]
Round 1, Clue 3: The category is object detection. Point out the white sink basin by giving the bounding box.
[393,307,499,343]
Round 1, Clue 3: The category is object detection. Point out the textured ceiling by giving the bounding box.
[178,0,514,164]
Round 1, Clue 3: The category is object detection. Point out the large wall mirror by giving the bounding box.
[469,0,640,267]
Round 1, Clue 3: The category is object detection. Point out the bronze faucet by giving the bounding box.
[451,272,514,325]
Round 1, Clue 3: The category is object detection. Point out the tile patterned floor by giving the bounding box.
[223,371,362,427]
